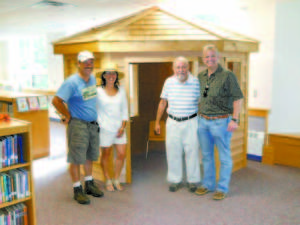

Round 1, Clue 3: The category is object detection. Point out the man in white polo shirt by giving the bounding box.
[155,56,201,192]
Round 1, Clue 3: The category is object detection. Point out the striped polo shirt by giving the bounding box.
[161,74,200,117]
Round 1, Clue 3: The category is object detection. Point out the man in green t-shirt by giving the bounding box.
[195,44,244,200]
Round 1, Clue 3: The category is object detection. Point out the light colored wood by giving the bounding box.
[223,56,248,171]
[224,40,259,52]
[22,88,56,96]
[262,144,274,165]
[0,119,36,225]
[54,42,100,54]
[129,64,139,117]
[146,120,165,158]
[248,108,269,118]
[264,134,300,168]
[0,91,50,159]
[13,103,50,159]
[53,6,258,54]
[55,41,221,54]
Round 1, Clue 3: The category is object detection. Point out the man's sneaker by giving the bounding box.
[169,183,180,192]
[85,180,104,197]
[74,185,90,205]
[188,183,197,193]
[213,191,226,200]
[195,186,210,196]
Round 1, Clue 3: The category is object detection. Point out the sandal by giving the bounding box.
[106,179,115,192]
[113,179,123,191]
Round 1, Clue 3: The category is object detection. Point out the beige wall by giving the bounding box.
[0,41,9,81]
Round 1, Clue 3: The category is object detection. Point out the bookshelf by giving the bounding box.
[0,90,50,159]
[0,119,36,224]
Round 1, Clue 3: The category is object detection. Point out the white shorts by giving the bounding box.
[99,128,127,147]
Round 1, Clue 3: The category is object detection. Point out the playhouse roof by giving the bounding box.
[53,6,259,54]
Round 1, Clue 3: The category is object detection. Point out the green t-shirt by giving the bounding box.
[198,64,244,115]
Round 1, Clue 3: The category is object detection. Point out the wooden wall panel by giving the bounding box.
[267,134,300,168]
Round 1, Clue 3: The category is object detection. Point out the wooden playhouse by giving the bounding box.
[53,6,259,183]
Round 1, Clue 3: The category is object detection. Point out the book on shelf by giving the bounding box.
[0,203,28,225]
[0,169,30,203]
[37,96,48,110]
[0,134,23,168]
[16,97,29,112]
[0,174,5,203]
[27,97,40,111]
[17,135,24,164]
[0,101,12,114]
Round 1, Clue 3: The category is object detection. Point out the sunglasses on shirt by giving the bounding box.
[203,86,209,97]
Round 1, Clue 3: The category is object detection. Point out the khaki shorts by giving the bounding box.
[67,118,100,164]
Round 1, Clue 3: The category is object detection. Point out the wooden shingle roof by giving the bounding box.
[53,6,259,54]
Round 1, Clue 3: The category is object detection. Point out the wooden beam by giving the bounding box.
[54,42,100,54]
[224,40,259,53]
[97,40,223,52]
[248,108,269,117]
[54,40,225,54]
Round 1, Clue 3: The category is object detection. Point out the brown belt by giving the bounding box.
[199,114,230,120]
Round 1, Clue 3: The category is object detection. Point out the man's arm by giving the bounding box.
[228,98,243,132]
[154,99,167,134]
[232,99,243,120]
[52,96,71,124]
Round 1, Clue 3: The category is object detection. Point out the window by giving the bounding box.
[8,36,48,89]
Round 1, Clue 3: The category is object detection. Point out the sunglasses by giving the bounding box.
[203,85,209,97]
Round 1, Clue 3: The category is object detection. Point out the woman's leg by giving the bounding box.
[101,146,114,191]
[114,144,126,190]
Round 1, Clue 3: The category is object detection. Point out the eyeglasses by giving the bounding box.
[203,86,209,97]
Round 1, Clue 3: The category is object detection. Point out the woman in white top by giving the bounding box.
[97,68,129,191]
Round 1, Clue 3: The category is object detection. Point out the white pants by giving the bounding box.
[166,116,201,183]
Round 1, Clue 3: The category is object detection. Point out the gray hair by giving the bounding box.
[173,56,189,68]
[203,44,219,55]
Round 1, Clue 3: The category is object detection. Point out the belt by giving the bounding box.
[199,114,229,120]
[168,113,197,122]
[89,121,98,125]
[72,118,98,125]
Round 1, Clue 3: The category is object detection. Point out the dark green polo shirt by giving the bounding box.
[198,64,244,115]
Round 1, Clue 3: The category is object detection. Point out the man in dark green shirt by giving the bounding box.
[195,44,243,200]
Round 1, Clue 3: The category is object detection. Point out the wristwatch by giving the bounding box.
[231,118,239,123]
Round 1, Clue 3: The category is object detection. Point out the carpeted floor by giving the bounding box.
[33,149,300,225]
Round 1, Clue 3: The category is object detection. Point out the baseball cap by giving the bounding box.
[77,50,94,62]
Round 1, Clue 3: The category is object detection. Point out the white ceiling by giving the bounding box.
[0,0,163,36]
[0,0,293,37]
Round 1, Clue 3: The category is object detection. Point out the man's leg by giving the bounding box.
[67,120,90,204]
[195,118,216,195]
[166,118,183,191]
[210,117,233,195]
[83,159,92,176]
[70,163,81,182]
[183,118,200,192]
[84,123,104,197]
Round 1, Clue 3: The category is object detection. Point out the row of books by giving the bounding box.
[0,103,13,114]
[0,169,30,204]
[0,203,28,225]
[0,135,25,169]
[16,96,49,112]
